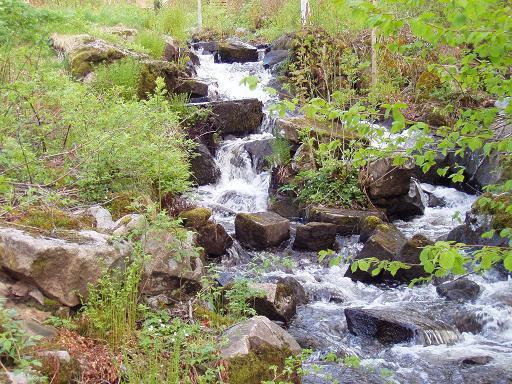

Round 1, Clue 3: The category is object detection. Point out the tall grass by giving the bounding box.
[151,0,195,42]
[134,29,165,58]
[94,57,143,100]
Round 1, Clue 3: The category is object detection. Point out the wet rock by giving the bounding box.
[436,278,481,302]
[235,212,290,250]
[307,206,386,236]
[345,307,461,346]
[180,207,212,228]
[453,310,485,334]
[221,316,301,384]
[373,178,428,220]
[196,222,233,257]
[244,138,273,172]
[191,41,218,54]
[249,277,307,323]
[0,226,130,306]
[276,116,360,146]
[395,234,433,282]
[366,157,416,199]
[218,38,258,63]
[263,50,289,69]
[293,222,337,251]
[461,355,493,366]
[269,196,302,220]
[346,223,407,283]
[174,79,208,98]
[358,215,384,243]
[427,192,446,207]
[190,143,221,185]
[270,34,295,50]
[141,229,204,296]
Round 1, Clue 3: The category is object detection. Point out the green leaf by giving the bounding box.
[504,254,512,272]
[439,251,456,269]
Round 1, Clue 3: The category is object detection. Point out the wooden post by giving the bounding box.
[301,0,310,26]
[371,0,378,88]
[197,0,203,31]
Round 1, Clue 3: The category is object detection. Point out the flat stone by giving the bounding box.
[307,207,386,236]
[235,212,290,250]
[293,222,337,251]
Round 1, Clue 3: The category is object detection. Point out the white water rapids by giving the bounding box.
[191,50,512,384]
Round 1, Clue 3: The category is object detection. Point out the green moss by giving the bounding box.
[227,345,299,384]
[474,193,512,230]
[43,298,61,311]
[179,208,212,229]
[137,60,180,99]
[15,208,94,231]
[193,306,235,327]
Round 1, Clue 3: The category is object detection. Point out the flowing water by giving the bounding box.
[192,51,512,384]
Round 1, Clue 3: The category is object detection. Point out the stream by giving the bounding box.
[192,50,512,384]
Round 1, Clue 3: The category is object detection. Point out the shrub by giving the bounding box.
[94,57,143,100]
[134,30,165,59]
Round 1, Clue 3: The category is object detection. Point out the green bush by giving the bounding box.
[152,0,193,42]
[134,30,165,58]
[94,57,143,100]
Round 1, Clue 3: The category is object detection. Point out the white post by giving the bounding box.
[197,0,203,31]
[301,0,310,26]
[371,0,378,88]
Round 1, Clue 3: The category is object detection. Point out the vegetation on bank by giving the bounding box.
[0,0,511,382]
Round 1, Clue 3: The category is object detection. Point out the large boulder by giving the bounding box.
[344,307,461,346]
[141,229,204,296]
[293,222,337,251]
[0,227,130,306]
[249,277,307,324]
[366,157,416,199]
[235,212,290,250]
[50,33,145,78]
[137,59,182,99]
[436,278,481,302]
[190,143,221,186]
[221,316,301,384]
[197,99,264,137]
[218,38,258,63]
[244,138,274,172]
[371,178,428,220]
[394,234,433,282]
[307,206,386,236]
[269,196,302,220]
[270,34,295,51]
[174,79,208,98]
[263,50,289,69]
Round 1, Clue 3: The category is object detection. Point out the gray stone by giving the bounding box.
[86,205,114,231]
[345,307,461,346]
[235,212,290,250]
[293,222,337,251]
[366,157,416,199]
[218,38,258,63]
[190,143,221,186]
[307,206,386,236]
[263,50,289,69]
[436,278,481,302]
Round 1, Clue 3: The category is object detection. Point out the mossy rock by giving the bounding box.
[69,45,126,78]
[473,193,512,230]
[227,344,300,384]
[10,207,94,232]
[179,207,212,229]
[359,215,384,243]
[416,70,442,100]
[137,60,181,99]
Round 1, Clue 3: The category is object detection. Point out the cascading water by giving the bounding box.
[192,49,512,384]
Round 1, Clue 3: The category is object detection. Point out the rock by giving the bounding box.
[163,35,180,62]
[344,307,461,346]
[218,38,258,63]
[0,226,130,306]
[436,278,481,302]
[269,196,302,220]
[194,99,264,138]
[358,215,384,243]
[293,222,337,251]
[196,222,233,257]
[112,213,145,236]
[235,212,290,250]
[366,157,416,199]
[50,33,146,78]
[174,79,208,98]
[462,356,493,366]
[263,50,289,69]
[270,34,295,50]
[372,178,428,220]
[180,207,212,228]
[249,277,307,323]
[86,205,114,231]
[190,143,221,185]
[346,224,407,283]
[291,143,316,173]
[244,138,273,172]
[191,41,218,54]
[275,116,360,146]
[307,206,386,236]
[137,59,182,98]
[453,310,486,334]
[394,234,433,282]
[221,316,301,384]
[141,229,204,296]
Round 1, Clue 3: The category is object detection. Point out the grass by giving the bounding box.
[134,29,165,58]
